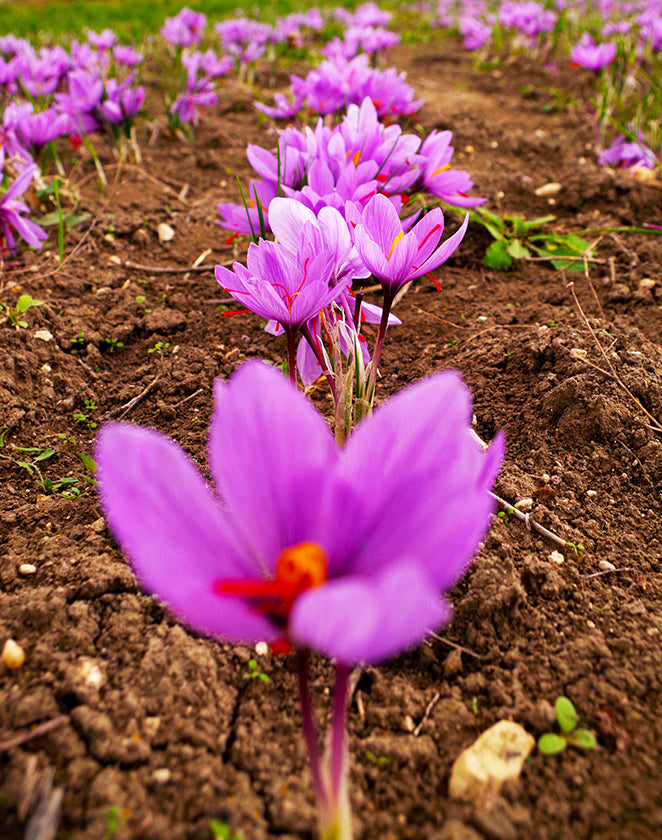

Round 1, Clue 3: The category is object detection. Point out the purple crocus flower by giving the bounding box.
[88,29,118,51]
[0,155,48,253]
[215,236,345,336]
[95,360,504,665]
[346,193,470,294]
[598,132,658,170]
[570,33,616,71]
[112,45,144,68]
[161,7,207,47]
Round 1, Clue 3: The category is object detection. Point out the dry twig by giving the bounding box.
[0,716,69,753]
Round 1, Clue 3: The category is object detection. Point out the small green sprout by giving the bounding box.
[538,697,597,756]
[210,819,244,839]
[70,331,86,347]
[365,750,390,766]
[566,541,585,555]
[104,337,124,353]
[1,294,43,328]
[147,340,170,355]
[472,696,480,717]
[244,659,269,683]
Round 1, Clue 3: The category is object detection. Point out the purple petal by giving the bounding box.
[96,424,277,643]
[291,560,450,664]
[328,370,504,589]
[208,361,338,572]
[415,212,469,277]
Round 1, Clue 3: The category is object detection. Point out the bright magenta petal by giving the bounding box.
[290,560,449,665]
[330,370,503,588]
[208,361,339,572]
[96,424,278,643]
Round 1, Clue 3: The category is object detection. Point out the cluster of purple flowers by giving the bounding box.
[257,53,421,121]
[220,96,482,239]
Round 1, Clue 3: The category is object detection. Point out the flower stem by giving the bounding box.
[286,330,297,386]
[330,664,350,802]
[296,649,328,815]
[302,324,338,403]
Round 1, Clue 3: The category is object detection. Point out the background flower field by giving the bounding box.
[1,2,662,839]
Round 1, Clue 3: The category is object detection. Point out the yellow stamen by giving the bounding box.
[431,163,452,177]
[388,231,404,260]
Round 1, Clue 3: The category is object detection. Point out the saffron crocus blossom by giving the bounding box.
[347,193,469,295]
[0,155,48,253]
[598,132,659,171]
[96,360,504,840]
[570,33,616,71]
[215,235,347,379]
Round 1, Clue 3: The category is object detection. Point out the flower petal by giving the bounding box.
[290,559,450,665]
[208,361,339,572]
[328,370,504,588]
[96,424,277,643]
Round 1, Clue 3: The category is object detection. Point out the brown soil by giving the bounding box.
[1,34,662,840]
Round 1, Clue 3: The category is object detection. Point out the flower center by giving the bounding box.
[214,542,327,627]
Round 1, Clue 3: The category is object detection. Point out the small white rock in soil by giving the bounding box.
[514,498,533,512]
[534,182,562,197]
[449,720,535,801]
[599,560,616,572]
[18,563,37,575]
[2,639,25,670]
[549,550,565,564]
[158,222,175,242]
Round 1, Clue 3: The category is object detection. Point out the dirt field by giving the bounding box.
[1,34,662,840]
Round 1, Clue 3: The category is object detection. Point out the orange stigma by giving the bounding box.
[214,542,327,627]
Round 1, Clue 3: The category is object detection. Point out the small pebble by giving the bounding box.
[403,715,415,733]
[534,182,562,197]
[34,329,53,342]
[464,145,474,154]
[640,277,656,290]
[18,563,37,576]
[2,639,25,670]
[549,550,565,565]
[599,560,616,572]
[514,498,533,512]
[152,768,171,784]
[255,641,269,656]
[586,620,596,629]
[490,140,499,149]
[587,490,597,497]
[157,223,175,243]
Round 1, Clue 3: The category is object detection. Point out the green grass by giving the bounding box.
[0,0,350,42]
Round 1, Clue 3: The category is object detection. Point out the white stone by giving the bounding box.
[599,560,616,572]
[514,498,533,512]
[549,550,565,564]
[587,490,597,497]
[449,721,535,802]
[158,223,175,242]
[78,658,104,689]
[255,641,269,656]
[534,182,562,197]
[34,329,53,342]
[18,563,37,575]
[2,639,25,670]
[152,768,171,784]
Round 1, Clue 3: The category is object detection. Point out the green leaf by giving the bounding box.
[16,294,42,312]
[538,732,567,755]
[522,214,556,230]
[77,453,98,473]
[555,697,578,734]
[210,820,231,839]
[506,239,531,260]
[484,239,513,269]
[33,448,55,463]
[567,729,597,750]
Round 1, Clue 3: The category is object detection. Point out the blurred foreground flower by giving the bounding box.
[97,360,503,839]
